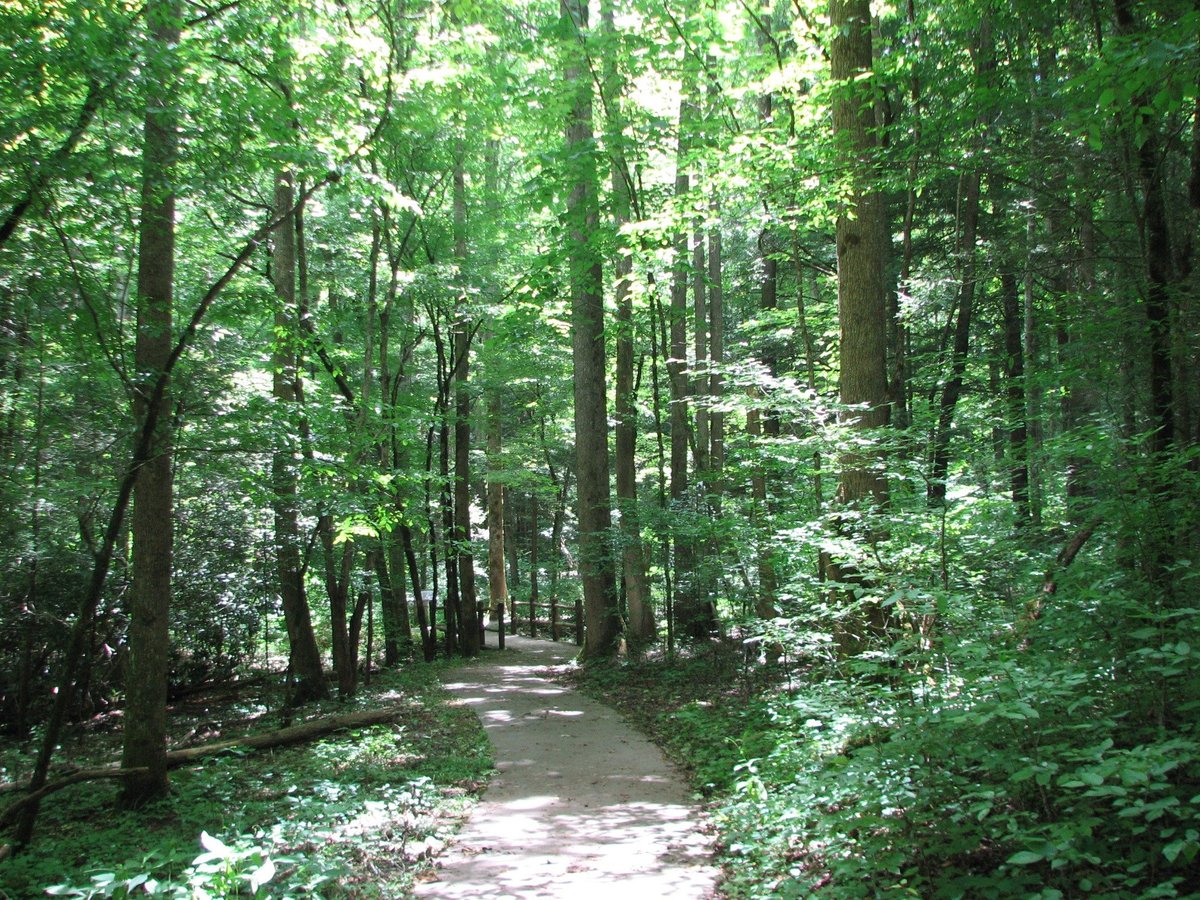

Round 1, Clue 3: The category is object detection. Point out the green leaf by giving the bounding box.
[1007,850,1044,865]
[199,831,229,855]
[248,857,277,892]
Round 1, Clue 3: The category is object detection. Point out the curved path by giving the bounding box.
[414,635,719,899]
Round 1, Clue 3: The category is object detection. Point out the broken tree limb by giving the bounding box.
[163,705,401,764]
[0,767,151,829]
[1040,521,1098,601]
[1018,521,1099,648]
[2,706,402,831]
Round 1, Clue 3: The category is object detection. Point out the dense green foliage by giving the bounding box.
[0,665,490,897]
[574,523,1200,897]
[1,0,1197,893]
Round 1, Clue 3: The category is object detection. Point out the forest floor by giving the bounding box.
[414,634,719,899]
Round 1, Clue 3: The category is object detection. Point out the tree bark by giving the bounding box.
[562,0,620,659]
[707,192,725,507]
[270,157,326,705]
[453,139,480,656]
[602,0,654,645]
[120,0,180,810]
[828,0,890,651]
[669,54,711,641]
[928,17,993,506]
[9,165,338,853]
[486,391,508,622]
[529,491,540,637]
[1001,270,1030,522]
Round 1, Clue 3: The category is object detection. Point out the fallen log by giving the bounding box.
[2,706,403,830]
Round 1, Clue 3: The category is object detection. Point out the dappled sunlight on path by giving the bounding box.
[414,635,718,899]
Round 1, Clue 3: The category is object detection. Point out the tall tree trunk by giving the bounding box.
[889,0,920,434]
[317,510,356,696]
[506,489,519,590]
[602,0,654,645]
[753,29,781,627]
[486,391,507,623]
[669,57,710,641]
[692,224,709,477]
[1114,0,1180,588]
[440,410,459,654]
[529,491,540,637]
[1001,270,1030,522]
[12,171,338,849]
[928,17,993,506]
[376,222,414,661]
[562,0,620,659]
[708,192,725,507]
[453,139,480,656]
[270,152,325,704]
[828,0,891,651]
[753,229,780,623]
[119,0,179,809]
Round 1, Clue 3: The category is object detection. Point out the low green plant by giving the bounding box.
[43,830,337,899]
[0,665,491,898]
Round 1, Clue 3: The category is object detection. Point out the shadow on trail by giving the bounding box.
[416,636,717,899]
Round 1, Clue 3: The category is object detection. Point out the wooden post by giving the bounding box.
[498,602,506,650]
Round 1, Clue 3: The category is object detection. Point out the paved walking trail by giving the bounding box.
[414,634,719,899]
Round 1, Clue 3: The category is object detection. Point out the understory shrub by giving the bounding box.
[716,563,1200,899]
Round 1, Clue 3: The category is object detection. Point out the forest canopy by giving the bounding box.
[1,0,1198,895]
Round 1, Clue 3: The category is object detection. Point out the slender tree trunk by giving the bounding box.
[505,490,519,590]
[753,231,780,623]
[890,0,920,434]
[548,467,571,642]
[1001,270,1030,522]
[11,155,338,856]
[119,0,180,810]
[529,491,539,637]
[928,17,992,506]
[376,229,414,661]
[319,512,356,697]
[453,139,480,656]
[15,345,43,739]
[486,391,507,623]
[401,524,436,661]
[371,548,407,664]
[649,292,674,655]
[440,412,459,653]
[602,0,653,645]
[669,59,710,641]
[267,43,325,705]
[708,193,725,507]
[692,224,709,478]
[271,167,325,704]
[562,0,620,659]
[753,40,782,628]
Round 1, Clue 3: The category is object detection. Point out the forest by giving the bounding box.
[1,0,1198,896]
